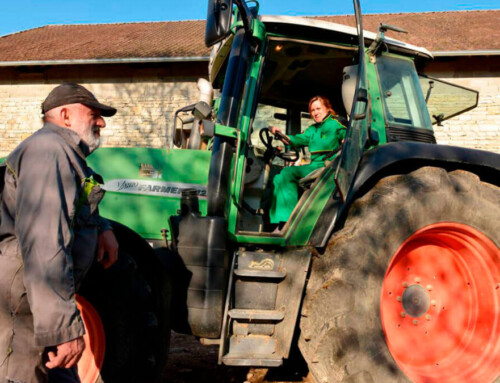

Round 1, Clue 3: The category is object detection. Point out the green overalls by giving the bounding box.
[269,114,346,224]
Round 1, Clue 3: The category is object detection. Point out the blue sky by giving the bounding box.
[1,0,499,37]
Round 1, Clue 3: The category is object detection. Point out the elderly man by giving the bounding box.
[0,83,119,383]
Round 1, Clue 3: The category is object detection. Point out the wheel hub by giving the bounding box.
[380,223,500,383]
[402,284,430,318]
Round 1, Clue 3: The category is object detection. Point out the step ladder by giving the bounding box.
[219,248,311,367]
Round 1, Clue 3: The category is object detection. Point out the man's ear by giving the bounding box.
[61,107,71,127]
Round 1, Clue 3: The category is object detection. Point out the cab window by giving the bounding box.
[376,55,432,130]
[419,75,478,125]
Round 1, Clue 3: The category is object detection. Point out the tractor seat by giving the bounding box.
[298,148,342,189]
[298,166,325,189]
[298,158,337,189]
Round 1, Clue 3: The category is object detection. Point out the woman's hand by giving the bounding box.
[269,126,281,135]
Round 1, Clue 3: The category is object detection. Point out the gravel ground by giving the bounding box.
[162,332,312,383]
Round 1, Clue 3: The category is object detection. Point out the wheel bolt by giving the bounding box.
[413,319,418,325]
[426,314,431,321]
[400,311,406,318]
[397,296,402,302]
[403,282,408,287]
[426,285,433,291]
[415,277,421,283]
[431,300,437,306]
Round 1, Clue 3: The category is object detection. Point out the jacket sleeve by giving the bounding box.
[337,120,347,143]
[288,126,314,147]
[97,216,112,232]
[87,167,112,233]
[14,138,85,347]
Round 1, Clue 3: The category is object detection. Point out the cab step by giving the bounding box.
[222,354,283,367]
[229,309,284,321]
[234,269,286,279]
[219,249,312,367]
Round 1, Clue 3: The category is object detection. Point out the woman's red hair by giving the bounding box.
[308,95,336,116]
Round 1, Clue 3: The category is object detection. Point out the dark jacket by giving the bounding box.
[0,122,109,375]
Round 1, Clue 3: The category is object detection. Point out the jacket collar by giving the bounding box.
[42,122,90,159]
[313,113,333,128]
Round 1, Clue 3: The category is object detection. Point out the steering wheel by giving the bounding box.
[259,128,299,162]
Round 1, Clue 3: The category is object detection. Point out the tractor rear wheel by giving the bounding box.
[78,223,171,383]
[299,167,500,383]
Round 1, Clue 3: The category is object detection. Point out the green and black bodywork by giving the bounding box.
[86,0,500,381]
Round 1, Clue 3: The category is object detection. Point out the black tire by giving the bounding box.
[299,167,500,383]
[79,222,171,383]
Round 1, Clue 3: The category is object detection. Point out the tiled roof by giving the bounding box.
[0,10,498,63]
[315,10,500,52]
[0,20,208,62]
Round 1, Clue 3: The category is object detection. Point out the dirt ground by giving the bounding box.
[162,332,312,383]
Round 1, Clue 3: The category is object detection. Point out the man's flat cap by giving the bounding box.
[42,82,117,117]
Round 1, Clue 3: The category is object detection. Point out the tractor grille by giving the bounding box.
[386,126,437,144]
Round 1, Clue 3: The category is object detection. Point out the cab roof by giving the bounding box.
[260,15,433,60]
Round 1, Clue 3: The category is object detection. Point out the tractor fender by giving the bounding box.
[78,219,172,381]
[311,141,500,248]
[108,220,158,262]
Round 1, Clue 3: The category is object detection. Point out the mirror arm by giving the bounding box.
[233,0,253,36]
[425,80,435,104]
[172,103,197,147]
[233,0,261,50]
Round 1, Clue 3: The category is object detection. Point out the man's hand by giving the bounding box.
[45,336,85,369]
[97,229,119,269]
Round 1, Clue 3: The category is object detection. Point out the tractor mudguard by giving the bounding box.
[310,141,500,248]
[78,219,172,382]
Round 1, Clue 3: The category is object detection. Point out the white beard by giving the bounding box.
[83,127,101,154]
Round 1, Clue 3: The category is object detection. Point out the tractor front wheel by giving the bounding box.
[299,167,500,383]
[78,224,171,383]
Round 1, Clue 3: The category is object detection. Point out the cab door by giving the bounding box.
[334,0,371,201]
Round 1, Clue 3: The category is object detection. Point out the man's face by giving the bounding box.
[310,100,329,123]
[69,104,106,153]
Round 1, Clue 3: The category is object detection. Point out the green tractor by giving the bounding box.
[78,0,500,382]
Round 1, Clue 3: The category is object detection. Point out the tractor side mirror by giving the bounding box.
[205,0,233,47]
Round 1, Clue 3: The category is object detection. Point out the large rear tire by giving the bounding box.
[78,223,171,383]
[299,167,500,383]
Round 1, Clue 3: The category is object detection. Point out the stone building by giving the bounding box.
[0,11,498,157]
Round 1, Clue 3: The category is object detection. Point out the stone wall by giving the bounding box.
[423,56,500,153]
[424,76,500,153]
[0,57,499,158]
[432,77,500,153]
[0,80,201,157]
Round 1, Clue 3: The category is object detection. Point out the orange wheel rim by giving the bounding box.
[381,223,500,383]
[76,295,105,383]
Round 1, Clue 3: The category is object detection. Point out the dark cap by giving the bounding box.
[41,82,117,117]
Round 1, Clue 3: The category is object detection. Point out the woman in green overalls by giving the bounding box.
[269,96,346,229]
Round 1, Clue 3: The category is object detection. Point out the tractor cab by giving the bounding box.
[236,32,359,233]
[199,13,441,242]
[170,1,480,246]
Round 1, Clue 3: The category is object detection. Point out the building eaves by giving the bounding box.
[0,56,210,67]
[432,50,500,57]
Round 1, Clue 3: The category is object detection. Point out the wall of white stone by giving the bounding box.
[427,77,500,153]
[0,71,498,158]
[0,81,201,157]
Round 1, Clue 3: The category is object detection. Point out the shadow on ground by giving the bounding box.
[163,333,311,383]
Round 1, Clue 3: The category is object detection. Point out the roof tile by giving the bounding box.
[0,10,497,63]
